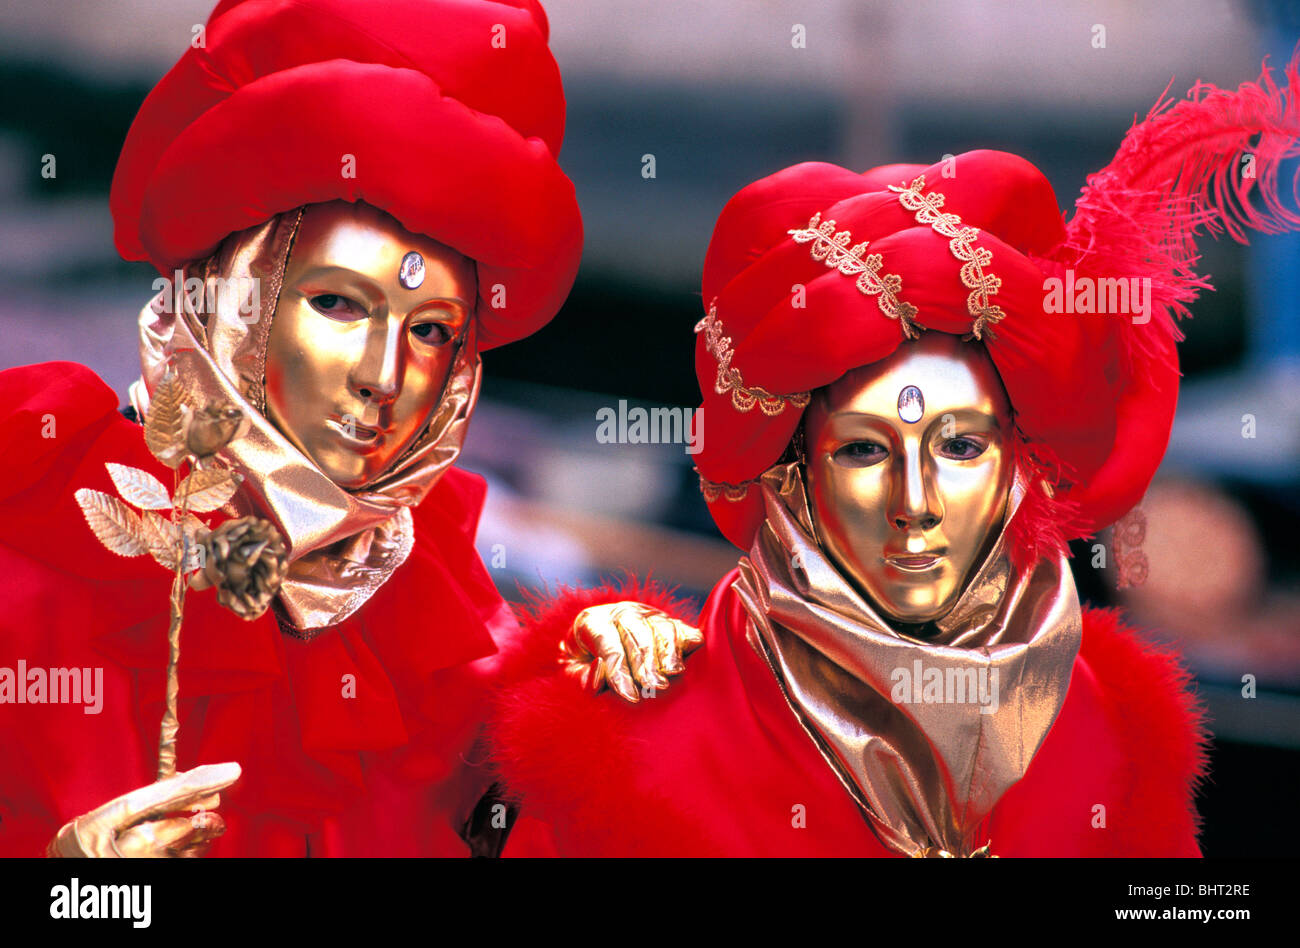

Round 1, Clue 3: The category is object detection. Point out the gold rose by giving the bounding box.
[75,373,287,780]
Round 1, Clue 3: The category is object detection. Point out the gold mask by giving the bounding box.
[265,200,476,489]
[131,206,484,632]
[803,332,1013,626]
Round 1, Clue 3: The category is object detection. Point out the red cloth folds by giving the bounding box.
[109,0,581,350]
[695,46,1300,547]
[693,151,1160,550]
[491,572,1209,857]
[0,362,520,856]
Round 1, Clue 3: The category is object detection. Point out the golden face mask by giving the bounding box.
[733,458,1083,857]
[131,206,484,632]
[802,332,1014,626]
[265,201,476,489]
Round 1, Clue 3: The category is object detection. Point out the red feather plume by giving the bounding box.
[1051,48,1300,361]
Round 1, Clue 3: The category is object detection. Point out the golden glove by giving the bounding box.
[561,602,703,703]
[46,762,241,858]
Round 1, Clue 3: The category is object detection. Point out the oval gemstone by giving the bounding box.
[897,385,924,423]
[398,251,426,290]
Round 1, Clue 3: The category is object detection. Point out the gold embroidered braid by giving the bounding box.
[787,213,922,339]
[889,175,1005,340]
[696,468,763,503]
[695,304,811,416]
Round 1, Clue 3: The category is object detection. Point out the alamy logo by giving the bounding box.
[0,660,103,714]
[890,660,1000,714]
[152,269,261,323]
[595,399,702,454]
[1042,269,1151,325]
[50,879,151,928]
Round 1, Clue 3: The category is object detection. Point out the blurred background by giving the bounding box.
[1,0,1297,856]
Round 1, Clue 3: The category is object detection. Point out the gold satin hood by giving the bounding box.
[128,210,482,633]
[734,462,1083,857]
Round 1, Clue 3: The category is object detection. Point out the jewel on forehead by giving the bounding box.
[897,385,924,423]
[398,251,425,290]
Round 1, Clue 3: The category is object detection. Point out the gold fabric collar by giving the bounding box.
[128,212,481,633]
[733,462,1082,856]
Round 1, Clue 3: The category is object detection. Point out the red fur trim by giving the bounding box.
[501,573,701,684]
[491,586,1209,856]
[1078,606,1211,852]
[488,576,714,855]
[489,664,722,854]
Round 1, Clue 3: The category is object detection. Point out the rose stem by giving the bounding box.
[156,461,194,781]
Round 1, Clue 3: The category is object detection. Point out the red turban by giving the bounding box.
[694,55,1300,554]
[110,0,580,350]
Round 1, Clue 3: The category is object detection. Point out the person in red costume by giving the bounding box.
[0,0,696,858]
[491,58,1300,857]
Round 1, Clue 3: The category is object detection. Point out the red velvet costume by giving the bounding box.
[0,0,581,857]
[0,363,520,856]
[495,577,1206,857]
[491,59,1300,857]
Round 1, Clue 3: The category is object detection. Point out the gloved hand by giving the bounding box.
[46,762,241,858]
[561,602,703,703]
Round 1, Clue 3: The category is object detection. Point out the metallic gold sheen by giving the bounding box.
[265,201,474,490]
[47,763,240,858]
[734,461,1082,857]
[131,203,481,632]
[561,602,704,703]
[803,333,1014,625]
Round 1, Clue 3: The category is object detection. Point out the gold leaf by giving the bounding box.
[140,511,180,570]
[105,462,172,510]
[74,488,149,557]
[177,466,240,513]
[143,374,189,469]
[140,512,210,572]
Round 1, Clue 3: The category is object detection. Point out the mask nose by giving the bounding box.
[890,446,942,531]
[350,315,402,405]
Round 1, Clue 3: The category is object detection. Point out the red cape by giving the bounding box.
[0,361,525,856]
[491,573,1211,857]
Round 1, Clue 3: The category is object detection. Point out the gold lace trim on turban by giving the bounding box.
[696,468,765,503]
[889,175,1006,340]
[695,302,812,416]
[787,212,922,339]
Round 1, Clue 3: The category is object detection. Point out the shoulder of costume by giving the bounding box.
[488,571,761,855]
[411,466,488,539]
[1074,605,1211,847]
[0,361,168,582]
[0,361,123,500]
[486,573,713,846]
